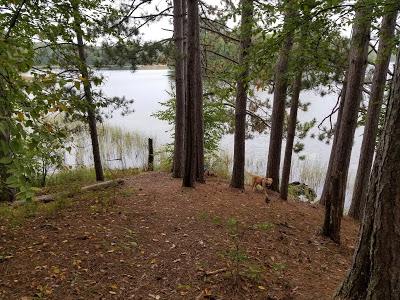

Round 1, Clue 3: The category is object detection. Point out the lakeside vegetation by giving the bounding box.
[1,0,400,298]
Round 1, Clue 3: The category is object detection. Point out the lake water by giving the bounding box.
[97,69,363,207]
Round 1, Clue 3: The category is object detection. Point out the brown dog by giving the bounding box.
[251,175,273,191]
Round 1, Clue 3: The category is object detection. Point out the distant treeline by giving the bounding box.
[34,40,173,68]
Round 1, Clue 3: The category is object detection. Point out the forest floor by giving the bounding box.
[0,172,359,300]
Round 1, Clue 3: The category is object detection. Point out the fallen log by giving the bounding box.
[11,179,125,207]
[80,179,124,192]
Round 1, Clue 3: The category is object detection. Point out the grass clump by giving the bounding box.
[297,159,326,195]
[271,262,287,272]
[206,151,232,179]
[0,202,39,227]
[0,196,72,227]
[221,217,266,285]
[46,167,97,191]
[252,222,274,231]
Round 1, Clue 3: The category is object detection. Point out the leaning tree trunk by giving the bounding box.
[193,2,205,183]
[335,44,400,300]
[319,81,346,206]
[348,10,397,220]
[182,0,198,187]
[321,2,371,243]
[280,69,302,200]
[72,3,104,182]
[266,9,294,192]
[172,0,185,178]
[230,0,254,189]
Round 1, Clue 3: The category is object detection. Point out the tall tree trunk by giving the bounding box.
[182,0,198,187]
[348,10,397,220]
[0,100,14,202]
[266,9,294,192]
[0,16,21,202]
[194,2,204,183]
[335,45,400,300]
[319,82,346,206]
[172,0,185,178]
[72,2,104,182]
[321,2,371,243]
[230,0,254,189]
[280,69,302,200]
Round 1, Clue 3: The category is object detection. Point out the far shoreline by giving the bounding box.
[32,64,170,71]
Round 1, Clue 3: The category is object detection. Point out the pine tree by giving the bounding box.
[266,3,294,192]
[321,0,372,243]
[335,42,400,300]
[348,8,398,220]
[172,0,185,178]
[230,0,254,189]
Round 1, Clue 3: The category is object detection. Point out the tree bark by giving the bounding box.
[182,0,198,187]
[266,9,294,192]
[193,1,204,183]
[72,2,105,182]
[172,0,185,178]
[280,69,302,200]
[0,21,19,202]
[148,138,154,171]
[348,10,397,220]
[0,106,14,202]
[230,0,254,189]
[335,43,400,300]
[319,82,346,206]
[321,1,371,243]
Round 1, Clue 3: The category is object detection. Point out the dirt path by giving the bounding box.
[0,172,358,299]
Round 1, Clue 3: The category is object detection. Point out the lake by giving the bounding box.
[96,69,364,207]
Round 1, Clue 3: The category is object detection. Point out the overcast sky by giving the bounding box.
[136,0,354,42]
[136,0,230,42]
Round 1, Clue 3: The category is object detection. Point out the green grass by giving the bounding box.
[296,159,327,194]
[46,167,97,189]
[271,262,287,272]
[206,151,232,179]
[242,264,265,282]
[252,222,274,231]
[211,216,223,225]
[0,202,39,227]
[0,164,140,228]
[73,124,152,170]
[43,167,141,194]
[198,211,210,221]
[224,248,248,263]
[0,196,72,227]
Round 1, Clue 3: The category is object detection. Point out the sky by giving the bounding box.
[136,0,231,42]
[136,0,354,42]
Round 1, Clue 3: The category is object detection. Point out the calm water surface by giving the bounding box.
[99,69,363,207]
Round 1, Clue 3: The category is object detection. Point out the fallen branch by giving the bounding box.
[198,267,228,276]
[205,268,228,276]
[81,179,124,192]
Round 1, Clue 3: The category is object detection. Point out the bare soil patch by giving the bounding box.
[0,172,359,299]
